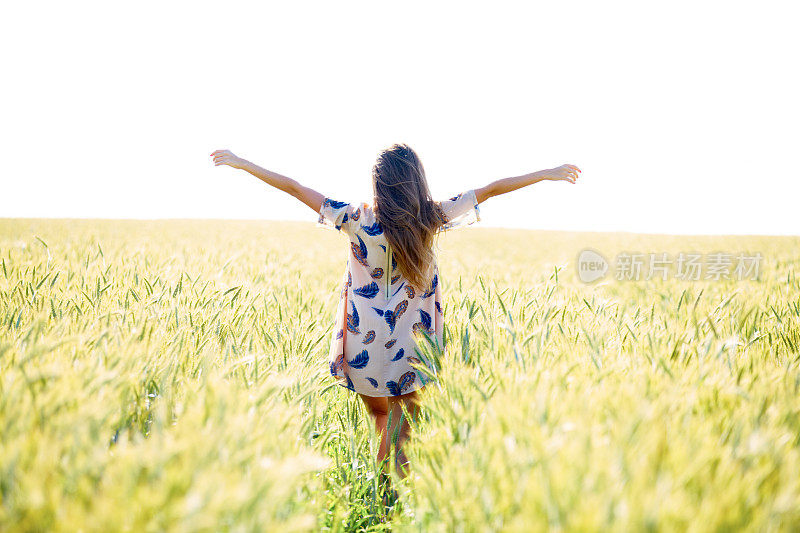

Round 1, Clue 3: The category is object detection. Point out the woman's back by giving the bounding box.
[318,191,480,396]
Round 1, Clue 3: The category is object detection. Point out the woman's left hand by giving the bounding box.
[211,149,246,169]
[538,164,581,184]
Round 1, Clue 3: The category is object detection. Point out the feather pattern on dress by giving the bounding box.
[392,281,405,297]
[386,371,416,396]
[361,222,383,236]
[346,301,360,334]
[351,234,369,267]
[348,349,369,369]
[412,309,434,335]
[354,281,379,299]
[330,353,345,375]
[382,299,408,333]
[326,199,349,209]
[421,273,438,298]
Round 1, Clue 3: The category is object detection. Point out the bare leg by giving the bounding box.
[359,393,390,470]
[387,389,420,478]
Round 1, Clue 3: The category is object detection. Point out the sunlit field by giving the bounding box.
[2,218,799,532]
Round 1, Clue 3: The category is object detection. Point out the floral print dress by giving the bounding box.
[317,190,481,397]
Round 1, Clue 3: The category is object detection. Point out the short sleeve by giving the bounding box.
[438,189,481,231]
[317,197,356,233]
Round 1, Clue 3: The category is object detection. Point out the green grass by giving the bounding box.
[1,218,799,531]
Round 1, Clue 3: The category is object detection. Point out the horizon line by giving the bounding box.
[1,216,798,239]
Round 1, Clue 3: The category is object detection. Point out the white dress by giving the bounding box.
[317,190,480,397]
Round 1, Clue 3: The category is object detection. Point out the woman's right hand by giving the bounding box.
[538,164,582,184]
[210,149,247,169]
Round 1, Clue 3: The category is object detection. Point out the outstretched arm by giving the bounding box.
[210,149,324,213]
[474,164,581,204]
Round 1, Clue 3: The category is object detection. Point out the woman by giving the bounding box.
[210,144,580,480]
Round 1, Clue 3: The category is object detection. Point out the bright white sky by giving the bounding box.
[2,1,798,235]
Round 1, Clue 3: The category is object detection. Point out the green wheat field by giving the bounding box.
[2,218,799,532]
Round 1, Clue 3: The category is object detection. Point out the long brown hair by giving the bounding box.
[372,143,446,291]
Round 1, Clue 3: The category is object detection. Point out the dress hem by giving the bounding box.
[333,380,430,398]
